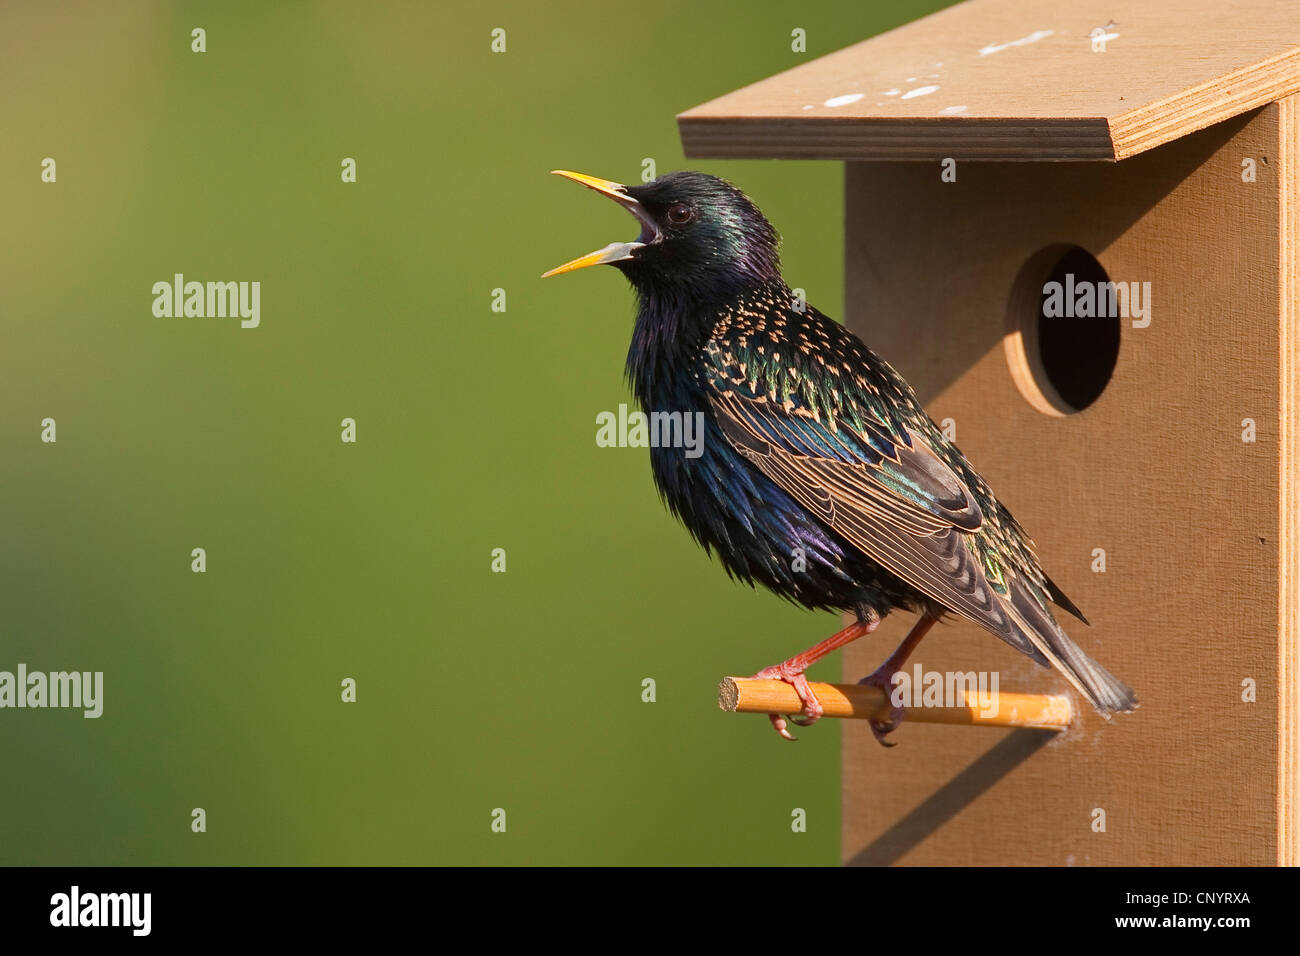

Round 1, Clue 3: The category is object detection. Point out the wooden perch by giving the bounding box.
[718,678,1073,731]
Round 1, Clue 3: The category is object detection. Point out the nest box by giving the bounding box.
[680,0,1300,865]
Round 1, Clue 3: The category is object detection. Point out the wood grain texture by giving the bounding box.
[679,0,1300,161]
[840,105,1286,865]
[1279,95,1300,867]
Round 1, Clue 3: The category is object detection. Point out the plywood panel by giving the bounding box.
[840,104,1287,864]
[679,0,1300,161]
[1278,96,1300,867]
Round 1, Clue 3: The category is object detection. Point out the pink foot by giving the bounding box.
[854,613,939,747]
[858,665,905,747]
[751,662,823,741]
[744,614,882,741]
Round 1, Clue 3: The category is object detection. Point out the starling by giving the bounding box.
[544,169,1137,741]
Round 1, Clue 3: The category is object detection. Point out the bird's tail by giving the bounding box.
[1006,577,1138,716]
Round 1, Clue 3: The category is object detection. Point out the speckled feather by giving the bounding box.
[705,283,1057,609]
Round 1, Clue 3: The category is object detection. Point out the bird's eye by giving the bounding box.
[667,202,694,225]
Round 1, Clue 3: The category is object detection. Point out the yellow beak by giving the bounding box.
[541,170,657,278]
[549,170,631,203]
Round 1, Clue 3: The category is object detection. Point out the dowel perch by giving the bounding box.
[718,678,1073,731]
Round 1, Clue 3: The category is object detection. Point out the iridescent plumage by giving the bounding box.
[548,169,1137,733]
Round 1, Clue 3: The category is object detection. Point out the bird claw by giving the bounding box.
[768,713,798,741]
[870,717,902,747]
[858,667,905,747]
[752,663,824,740]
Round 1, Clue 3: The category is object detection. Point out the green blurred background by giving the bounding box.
[1,0,950,865]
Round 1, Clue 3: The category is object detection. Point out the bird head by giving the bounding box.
[542,170,781,299]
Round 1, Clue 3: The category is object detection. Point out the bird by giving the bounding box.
[543,169,1137,741]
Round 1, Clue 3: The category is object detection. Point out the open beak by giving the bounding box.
[542,170,659,278]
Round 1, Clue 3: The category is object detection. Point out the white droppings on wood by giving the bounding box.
[823,93,865,107]
[901,85,940,100]
[978,29,1054,56]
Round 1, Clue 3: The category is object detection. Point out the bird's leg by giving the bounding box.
[858,612,939,747]
[751,607,881,741]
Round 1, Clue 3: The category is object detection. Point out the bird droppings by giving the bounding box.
[901,85,940,100]
[883,88,901,96]
[801,104,814,110]
[978,29,1054,56]
[824,93,865,107]
[939,105,968,115]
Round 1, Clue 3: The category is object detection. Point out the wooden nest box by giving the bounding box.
[680,0,1300,865]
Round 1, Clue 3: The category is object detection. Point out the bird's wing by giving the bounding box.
[701,325,1137,714]
[703,337,1044,662]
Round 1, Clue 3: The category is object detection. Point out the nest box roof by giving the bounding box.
[678,0,1300,161]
